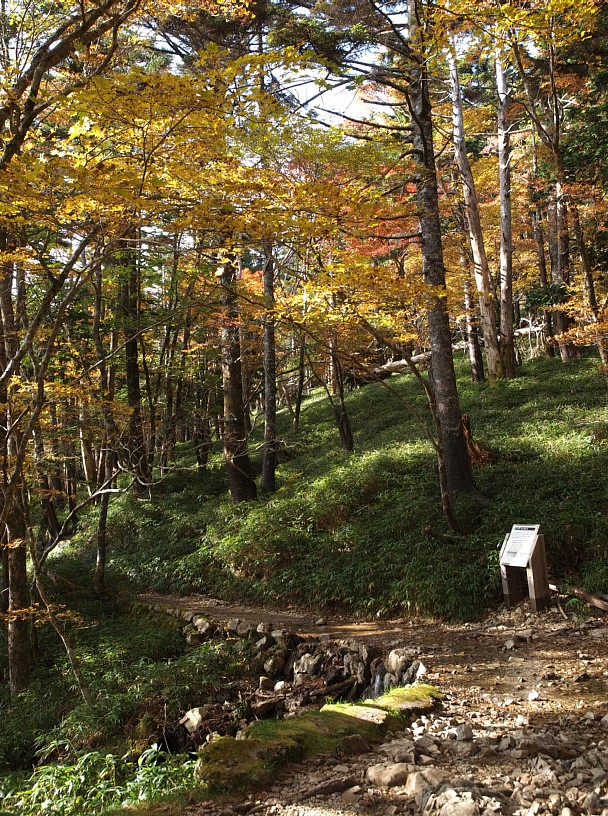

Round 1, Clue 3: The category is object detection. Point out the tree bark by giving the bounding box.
[79,404,97,492]
[262,246,278,493]
[118,229,150,495]
[92,264,120,594]
[0,548,8,614]
[495,46,517,377]
[532,206,555,355]
[448,44,502,382]
[553,158,578,360]
[94,449,115,598]
[572,207,608,385]
[0,231,31,693]
[294,334,306,433]
[220,258,257,502]
[454,202,485,382]
[408,0,477,501]
[330,350,354,452]
[464,280,485,382]
[7,492,31,695]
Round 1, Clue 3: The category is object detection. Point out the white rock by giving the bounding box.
[226,617,241,633]
[437,801,479,816]
[256,621,273,634]
[179,706,213,734]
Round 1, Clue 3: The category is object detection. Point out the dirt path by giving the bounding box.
[141,595,608,816]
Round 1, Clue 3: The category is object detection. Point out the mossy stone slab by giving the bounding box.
[195,683,441,794]
[195,735,301,792]
[374,683,443,713]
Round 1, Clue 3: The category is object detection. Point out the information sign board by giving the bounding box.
[499,524,540,569]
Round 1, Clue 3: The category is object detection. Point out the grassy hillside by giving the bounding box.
[60,353,608,620]
[2,354,608,814]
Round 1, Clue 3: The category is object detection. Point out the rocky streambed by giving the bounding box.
[135,599,432,750]
[137,596,608,816]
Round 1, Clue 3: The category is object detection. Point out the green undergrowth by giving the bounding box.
[2,354,607,812]
[0,625,254,812]
[0,745,202,816]
[59,354,608,619]
[37,354,607,623]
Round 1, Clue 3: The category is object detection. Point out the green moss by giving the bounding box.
[195,736,301,792]
[319,701,391,728]
[248,707,382,753]
[325,684,442,730]
[196,683,441,794]
[375,683,444,709]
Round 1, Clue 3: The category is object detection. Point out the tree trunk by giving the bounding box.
[454,202,485,382]
[1,232,31,693]
[7,494,31,695]
[553,158,578,361]
[262,246,278,493]
[79,404,97,493]
[532,206,555,356]
[464,281,485,382]
[220,259,257,502]
[1,548,8,614]
[448,44,502,382]
[95,449,115,597]
[330,350,354,452]
[408,1,478,502]
[195,409,213,471]
[572,207,608,385]
[495,46,517,378]
[33,426,61,551]
[92,265,119,594]
[118,230,150,495]
[294,334,306,433]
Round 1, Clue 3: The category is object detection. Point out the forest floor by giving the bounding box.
[138,595,608,816]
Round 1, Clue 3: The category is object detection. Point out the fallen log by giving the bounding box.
[549,582,608,613]
[375,344,467,375]
[310,677,356,699]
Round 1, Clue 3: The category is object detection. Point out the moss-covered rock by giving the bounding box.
[248,707,383,754]
[195,735,301,792]
[195,683,441,793]
[372,683,443,714]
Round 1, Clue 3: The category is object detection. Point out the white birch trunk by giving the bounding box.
[448,43,502,381]
[495,45,516,377]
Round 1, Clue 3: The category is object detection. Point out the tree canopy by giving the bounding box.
[1,0,608,698]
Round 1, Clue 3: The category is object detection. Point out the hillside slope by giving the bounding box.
[62,354,608,621]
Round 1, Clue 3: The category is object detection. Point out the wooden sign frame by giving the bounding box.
[500,524,550,613]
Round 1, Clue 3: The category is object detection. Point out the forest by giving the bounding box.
[1,0,608,813]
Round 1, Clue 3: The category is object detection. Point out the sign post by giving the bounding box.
[499,524,550,613]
